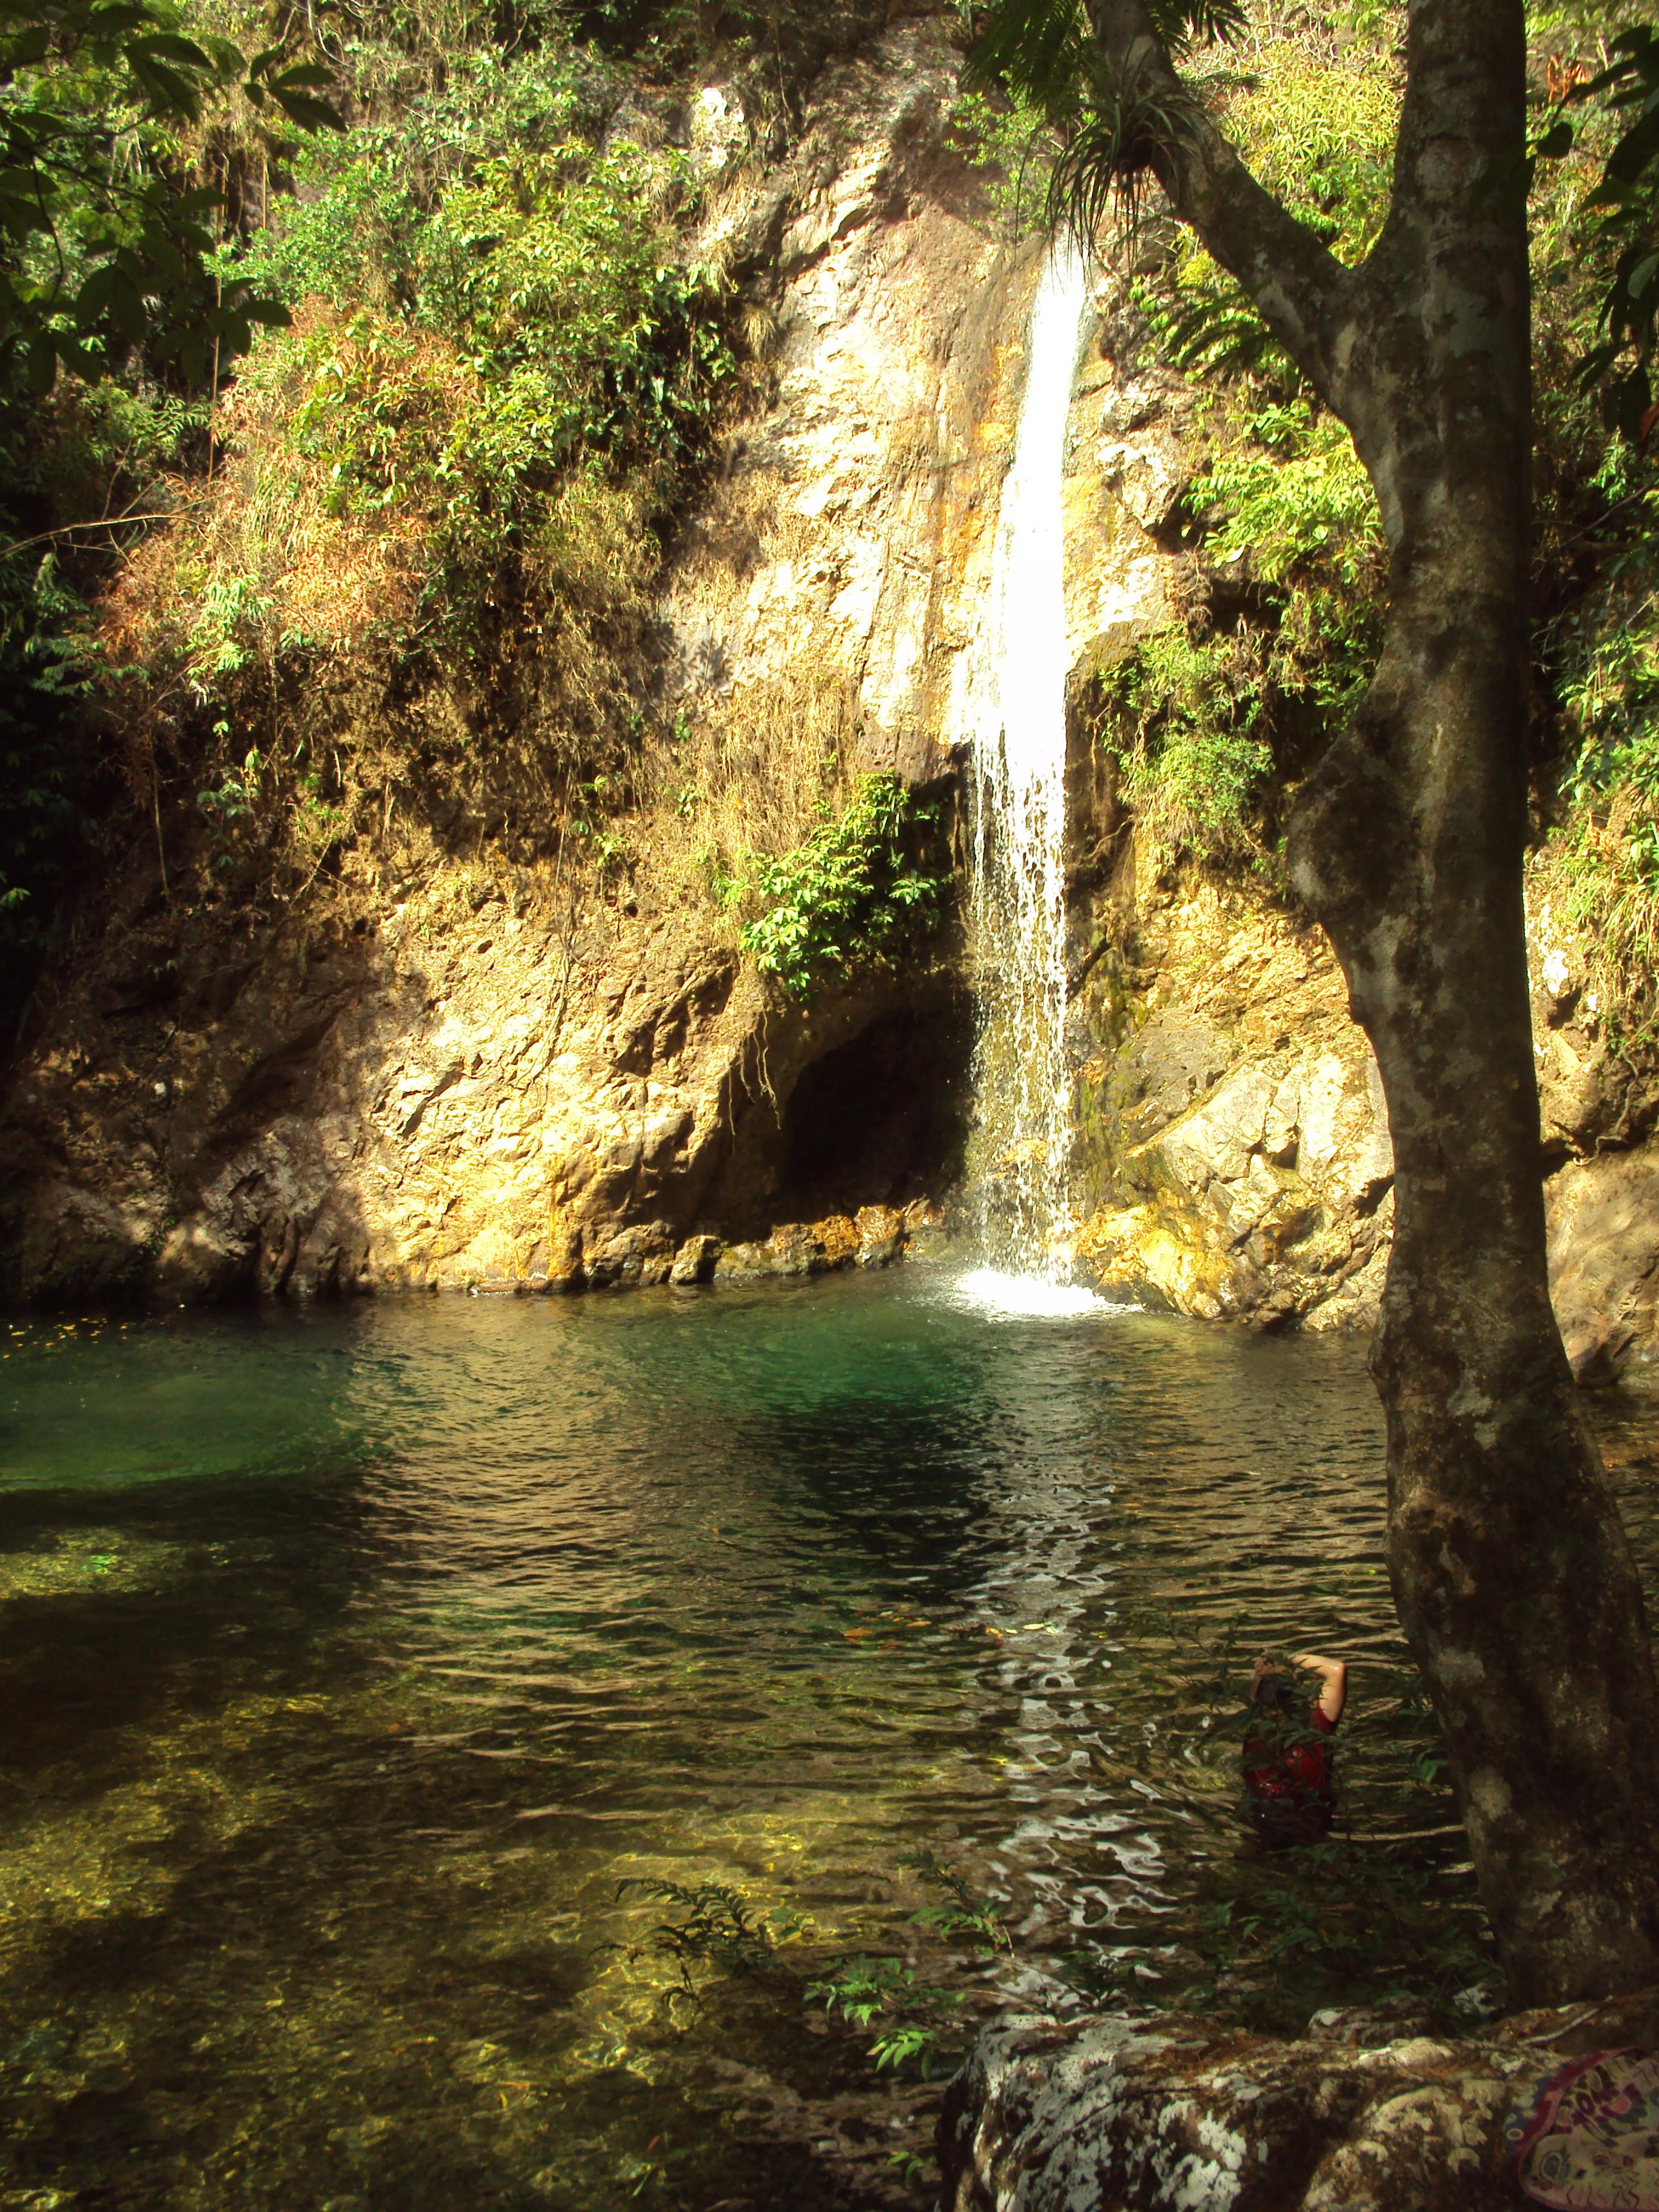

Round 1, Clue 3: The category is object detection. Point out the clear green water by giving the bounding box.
[2,1270,1656,2211]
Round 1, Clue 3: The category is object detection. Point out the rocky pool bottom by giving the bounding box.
[2,1268,1657,2212]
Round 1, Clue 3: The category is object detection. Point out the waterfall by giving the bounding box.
[957,242,1092,1296]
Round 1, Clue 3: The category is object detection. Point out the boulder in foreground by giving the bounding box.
[939,1992,1659,2210]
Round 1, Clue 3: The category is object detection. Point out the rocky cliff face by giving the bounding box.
[1,16,1006,1306]
[1067,882,1395,1333]
[0,11,1181,1313]
[5,4,1659,1384]
[1058,832,1659,1382]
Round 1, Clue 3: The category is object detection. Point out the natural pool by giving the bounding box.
[3,1267,1658,2211]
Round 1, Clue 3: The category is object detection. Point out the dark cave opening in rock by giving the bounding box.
[777,997,974,1221]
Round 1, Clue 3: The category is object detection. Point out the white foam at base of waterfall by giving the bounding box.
[955,240,1093,1290]
[949,1267,1110,1319]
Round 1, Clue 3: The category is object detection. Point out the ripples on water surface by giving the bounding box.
[3,1267,1658,2210]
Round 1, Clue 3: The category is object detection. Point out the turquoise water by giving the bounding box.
[1,1270,1654,2209]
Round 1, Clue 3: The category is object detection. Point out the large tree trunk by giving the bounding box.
[1281,0,1659,2002]
[1292,571,1659,2002]
[1085,0,1659,1998]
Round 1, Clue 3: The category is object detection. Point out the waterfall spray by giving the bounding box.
[957,242,1092,1290]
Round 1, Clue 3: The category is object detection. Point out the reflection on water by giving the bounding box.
[1,1273,1655,2209]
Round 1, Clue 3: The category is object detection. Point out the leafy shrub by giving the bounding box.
[1097,396,1382,870]
[1224,35,1398,255]
[720,774,949,998]
[1193,404,1380,585]
[0,374,213,1006]
[1190,399,1384,713]
[1518,10,1659,1051]
[89,29,749,893]
[101,301,663,891]
[179,56,739,665]
[614,1875,804,2013]
[1538,469,1659,1050]
[1098,630,1273,861]
[0,0,337,392]
[232,50,737,478]
[1135,28,1397,384]
[945,85,1060,234]
[0,0,340,1005]
[1080,24,1392,879]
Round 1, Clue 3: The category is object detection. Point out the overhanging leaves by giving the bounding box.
[0,0,340,389]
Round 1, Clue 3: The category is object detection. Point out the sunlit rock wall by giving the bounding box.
[1062,831,1659,1377]
[7,4,1658,1366]
[1067,885,1395,1333]
[661,22,1170,776]
[0,13,1165,1308]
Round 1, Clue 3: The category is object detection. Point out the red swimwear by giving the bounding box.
[1243,1700,1336,1845]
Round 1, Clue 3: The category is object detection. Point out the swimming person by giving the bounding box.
[1242,1651,1348,1848]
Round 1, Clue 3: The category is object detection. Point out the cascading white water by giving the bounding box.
[956,241,1093,1296]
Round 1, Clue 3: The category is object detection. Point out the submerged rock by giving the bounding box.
[939,1992,1659,2211]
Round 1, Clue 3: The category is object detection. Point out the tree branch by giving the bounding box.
[1089,0,1359,406]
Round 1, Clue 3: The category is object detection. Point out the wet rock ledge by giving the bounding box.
[574,1200,939,1289]
[939,1991,1659,2210]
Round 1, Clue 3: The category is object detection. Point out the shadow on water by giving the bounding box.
[0,1275,1655,2208]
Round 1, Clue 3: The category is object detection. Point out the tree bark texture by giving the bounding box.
[1090,0,1659,1999]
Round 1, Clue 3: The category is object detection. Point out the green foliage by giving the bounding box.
[1538,468,1659,1051]
[149,39,742,702]
[1180,1841,1498,2032]
[611,1848,1013,2098]
[1512,16,1659,1057]
[0,0,339,1005]
[968,0,1244,119]
[1089,32,1390,877]
[1133,29,1397,386]
[945,85,1058,235]
[1099,634,1269,865]
[1194,403,1379,583]
[0,0,339,390]
[1190,399,1384,709]
[1532,22,1659,438]
[0,0,769,971]
[1097,396,1383,872]
[230,39,728,465]
[1047,56,1209,245]
[902,1848,1014,1954]
[614,1876,805,2014]
[967,0,1243,250]
[612,1853,1013,2090]
[722,774,949,998]
[72,22,752,904]
[0,548,101,963]
[805,1851,1016,2078]
[0,373,207,1005]
[1224,36,1396,257]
